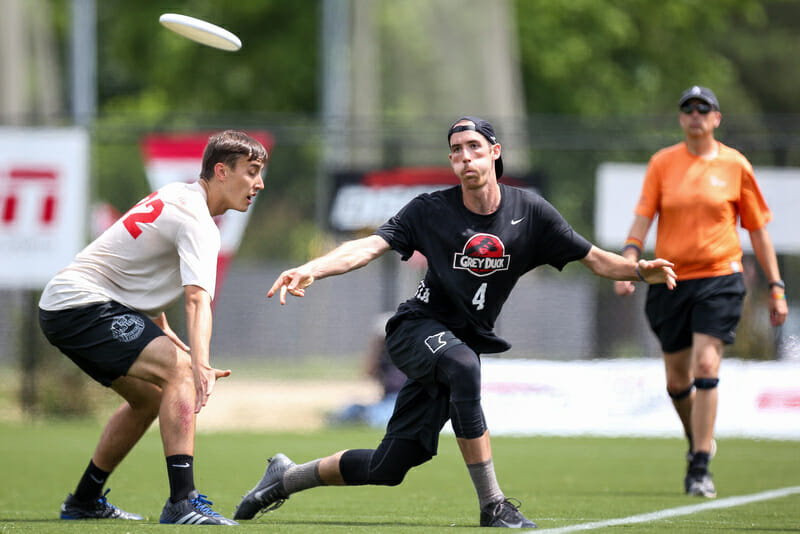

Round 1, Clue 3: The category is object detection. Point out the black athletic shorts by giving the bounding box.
[645,272,746,353]
[39,301,164,387]
[384,316,467,455]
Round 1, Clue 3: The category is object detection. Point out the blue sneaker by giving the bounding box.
[159,490,238,525]
[60,488,143,520]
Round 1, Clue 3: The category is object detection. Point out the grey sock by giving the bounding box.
[283,459,324,495]
[467,458,505,509]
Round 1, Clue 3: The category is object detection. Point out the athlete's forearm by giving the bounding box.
[184,285,213,367]
[306,235,390,280]
[749,227,782,285]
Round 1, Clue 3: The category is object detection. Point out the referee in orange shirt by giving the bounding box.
[615,86,788,498]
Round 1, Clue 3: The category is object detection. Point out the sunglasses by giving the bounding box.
[680,102,714,114]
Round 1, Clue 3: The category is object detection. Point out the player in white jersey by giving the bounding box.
[39,130,267,525]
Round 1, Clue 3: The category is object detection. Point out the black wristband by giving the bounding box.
[769,280,785,290]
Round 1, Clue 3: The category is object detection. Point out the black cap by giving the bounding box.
[679,86,720,110]
[447,116,504,179]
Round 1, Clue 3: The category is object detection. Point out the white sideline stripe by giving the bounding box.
[529,485,800,533]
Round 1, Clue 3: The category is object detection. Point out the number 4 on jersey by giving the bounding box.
[122,191,164,238]
[472,282,487,310]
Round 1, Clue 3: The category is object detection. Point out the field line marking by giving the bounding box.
[530,485,800,533]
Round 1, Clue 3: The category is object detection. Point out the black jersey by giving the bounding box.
[375,184,592,354]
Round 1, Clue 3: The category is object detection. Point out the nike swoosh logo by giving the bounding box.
[253,487,272,501]
[89,474,106,484]
[511,217,525,225]
[171,463,190,468]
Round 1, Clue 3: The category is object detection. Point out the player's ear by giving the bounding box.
[214,162,227,182]
[492,143,501,161]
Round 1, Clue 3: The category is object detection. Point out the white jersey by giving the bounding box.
[39,181,220,317]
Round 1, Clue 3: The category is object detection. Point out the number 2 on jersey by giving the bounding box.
[472,282,487,310]
[122,191,164,239]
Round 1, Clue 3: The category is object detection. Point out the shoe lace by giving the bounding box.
[95,488,122,517]
[96,489,117,509]
[494,497,524,519]
[258,497,287,516]
[190,493,223,517]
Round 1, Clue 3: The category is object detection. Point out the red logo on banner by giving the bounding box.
[1,167,59,227]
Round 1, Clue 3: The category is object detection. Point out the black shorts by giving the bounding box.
[39,301,164,387]
[384,316,467,455]
[645,273,746,353]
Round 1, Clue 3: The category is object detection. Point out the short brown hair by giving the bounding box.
[200,130,268,180]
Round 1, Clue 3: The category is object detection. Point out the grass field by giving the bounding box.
[0,420,798,532]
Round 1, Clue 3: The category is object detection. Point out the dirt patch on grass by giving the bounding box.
[0,368,380,432]
[196,377,382,432]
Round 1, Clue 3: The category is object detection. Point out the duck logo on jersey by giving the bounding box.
[453,233,510,277]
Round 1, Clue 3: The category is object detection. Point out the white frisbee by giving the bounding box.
[159,13,242,51]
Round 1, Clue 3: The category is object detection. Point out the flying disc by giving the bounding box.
[159,13,242,51]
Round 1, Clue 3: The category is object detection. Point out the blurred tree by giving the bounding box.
[94,0,318,115]
[513,0,777,115]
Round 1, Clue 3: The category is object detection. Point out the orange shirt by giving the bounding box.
[635,141,772,281]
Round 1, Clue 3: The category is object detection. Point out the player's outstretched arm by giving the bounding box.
[613,215,652,297]
[579,246,677,289]
[268,235,391,305]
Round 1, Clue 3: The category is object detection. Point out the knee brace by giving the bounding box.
[435,345,486,439]
[694,377,719,390]
[339,439,431,487]
[668,385,694,400]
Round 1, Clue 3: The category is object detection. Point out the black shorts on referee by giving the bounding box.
[39,301,165,387]
[645,272,746,353]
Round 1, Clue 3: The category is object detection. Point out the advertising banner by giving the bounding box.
[479,357,800,439]
[0,127,89,289]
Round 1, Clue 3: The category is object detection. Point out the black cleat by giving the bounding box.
[685,471,717,498]
[60,489,143,520]
[234,453,296,520]
[480,498,537,528]
[159,490,238,525]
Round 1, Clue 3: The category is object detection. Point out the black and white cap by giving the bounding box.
[447,116,504,179]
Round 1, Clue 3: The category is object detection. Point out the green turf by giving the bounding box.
[0,421,798,532]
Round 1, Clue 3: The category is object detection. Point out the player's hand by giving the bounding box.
[638,258,677,290]
[267,268,315,305]
[163,325,191,352]
[193,364,232,413]
[769,294,788,327]
[614,280,636,296]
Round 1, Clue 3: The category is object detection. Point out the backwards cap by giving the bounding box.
[447,116,504,179]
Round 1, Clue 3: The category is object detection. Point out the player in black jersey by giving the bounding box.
[235,117,677,528]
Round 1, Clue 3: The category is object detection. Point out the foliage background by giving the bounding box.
[37,0,800,262]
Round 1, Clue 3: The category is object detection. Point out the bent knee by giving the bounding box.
[131,336,192,387]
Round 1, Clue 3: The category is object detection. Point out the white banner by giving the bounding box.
[479,358,800,439]
[0,127,89,289]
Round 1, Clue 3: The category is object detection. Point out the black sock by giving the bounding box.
[73,460,109,502]
[689,452,710,474]
[166,455,195,503]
